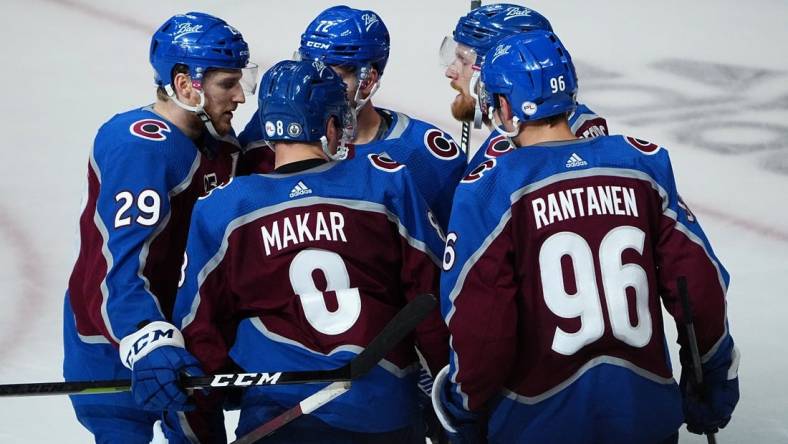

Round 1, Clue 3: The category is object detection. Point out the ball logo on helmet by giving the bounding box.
[504,7,533,20]
[173,23,203,40]
[288,123,302,138]
[491,44,511,64]
[129,119,171,141]
[312,60,328,77]
[361,13,379,32]
[522,102,538,116]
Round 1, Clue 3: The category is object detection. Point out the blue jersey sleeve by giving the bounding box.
[91,134,197,341]
[172,186,236,373]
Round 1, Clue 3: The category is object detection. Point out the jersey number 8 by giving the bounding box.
[539,226,652,356]
[289,248,361,336]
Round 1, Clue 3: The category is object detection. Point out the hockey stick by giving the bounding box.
[0,294,437,398]
[459,0,482,162]
[231,292,438,443]
[678,276,717,444]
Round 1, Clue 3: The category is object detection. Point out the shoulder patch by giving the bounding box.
[368,153,405,172]
[484,134,515,159]
[129,119,171,141]
[461,159,496,184]
[424,129,461,160]
[625,136,660,154]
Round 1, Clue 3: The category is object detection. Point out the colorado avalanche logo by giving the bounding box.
[625,136,660,154]
[424,129,460,160]
[129,119,171,141]
[484,134,514,159]
[368,153,405,172]
[461,159,496,184]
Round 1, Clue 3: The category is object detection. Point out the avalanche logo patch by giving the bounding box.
[485,134,514,159]
[424,129,460,160]
[461,159,496,183]
[368,153,405,172]
[625,136,660,154]
[129,119,171,141]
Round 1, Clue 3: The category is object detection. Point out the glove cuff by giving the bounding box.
[119,321,185,370]
[431,365,458,433]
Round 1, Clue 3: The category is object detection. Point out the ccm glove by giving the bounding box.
[681,346,740,435]
[119,321,204,411]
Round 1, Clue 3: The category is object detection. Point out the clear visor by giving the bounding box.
[240,63,259,96]
[292,50,303,61]
[439,35,478,71]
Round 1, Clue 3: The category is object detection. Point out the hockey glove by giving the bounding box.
[680,345,740,435]
[431,366,485,444]
[119,321,204,411]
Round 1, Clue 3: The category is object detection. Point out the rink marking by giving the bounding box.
[0,205,46,360]
[692,202,788,244]
[41,0,154,33]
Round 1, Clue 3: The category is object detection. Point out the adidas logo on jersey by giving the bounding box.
[565,153,588,168]
[289,181,312,198]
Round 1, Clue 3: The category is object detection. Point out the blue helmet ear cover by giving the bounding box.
[298,5,390,74]
[481,30,577,122]
[258,60,350,143]
[150,11,251,87]
[453,4,552,65]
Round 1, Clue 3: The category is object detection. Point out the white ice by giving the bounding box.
[0,1,786,442]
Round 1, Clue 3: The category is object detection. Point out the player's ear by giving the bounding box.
[360,67,380,93]
[498,95,514,122]
[325,116,339,151]
[172,72,196,104]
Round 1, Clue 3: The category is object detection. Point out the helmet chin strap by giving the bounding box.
[165,84,226,141]
[488,106,521,147]
[320,135,349,161]
[469,70,483,130]
[353,66,381,113]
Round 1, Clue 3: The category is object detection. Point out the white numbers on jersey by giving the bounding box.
[289,248,361,335]
[550,75,566,93]
[442,232,458,271]
[114,190,161,228]
[539,226,652,355]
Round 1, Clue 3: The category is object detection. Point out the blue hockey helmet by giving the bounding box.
[480,31,577,131]
[150,12,256,93]
[258,60,354,160]
[298,6,390,75]
[441,4,552,68]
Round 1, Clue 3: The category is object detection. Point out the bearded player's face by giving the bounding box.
[444,46,477,123]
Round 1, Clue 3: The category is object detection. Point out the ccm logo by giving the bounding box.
[305,41,330,49]
[210,372,283,387]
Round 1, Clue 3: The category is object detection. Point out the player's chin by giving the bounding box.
[450,97,476,122]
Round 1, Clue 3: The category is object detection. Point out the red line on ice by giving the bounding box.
[0,208,46,359]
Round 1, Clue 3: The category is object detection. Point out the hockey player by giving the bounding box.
[239,5,466,229]
[433,31,739,443]
[440,3,609,173]
[62,12,257,443]
[143,60,449,443]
